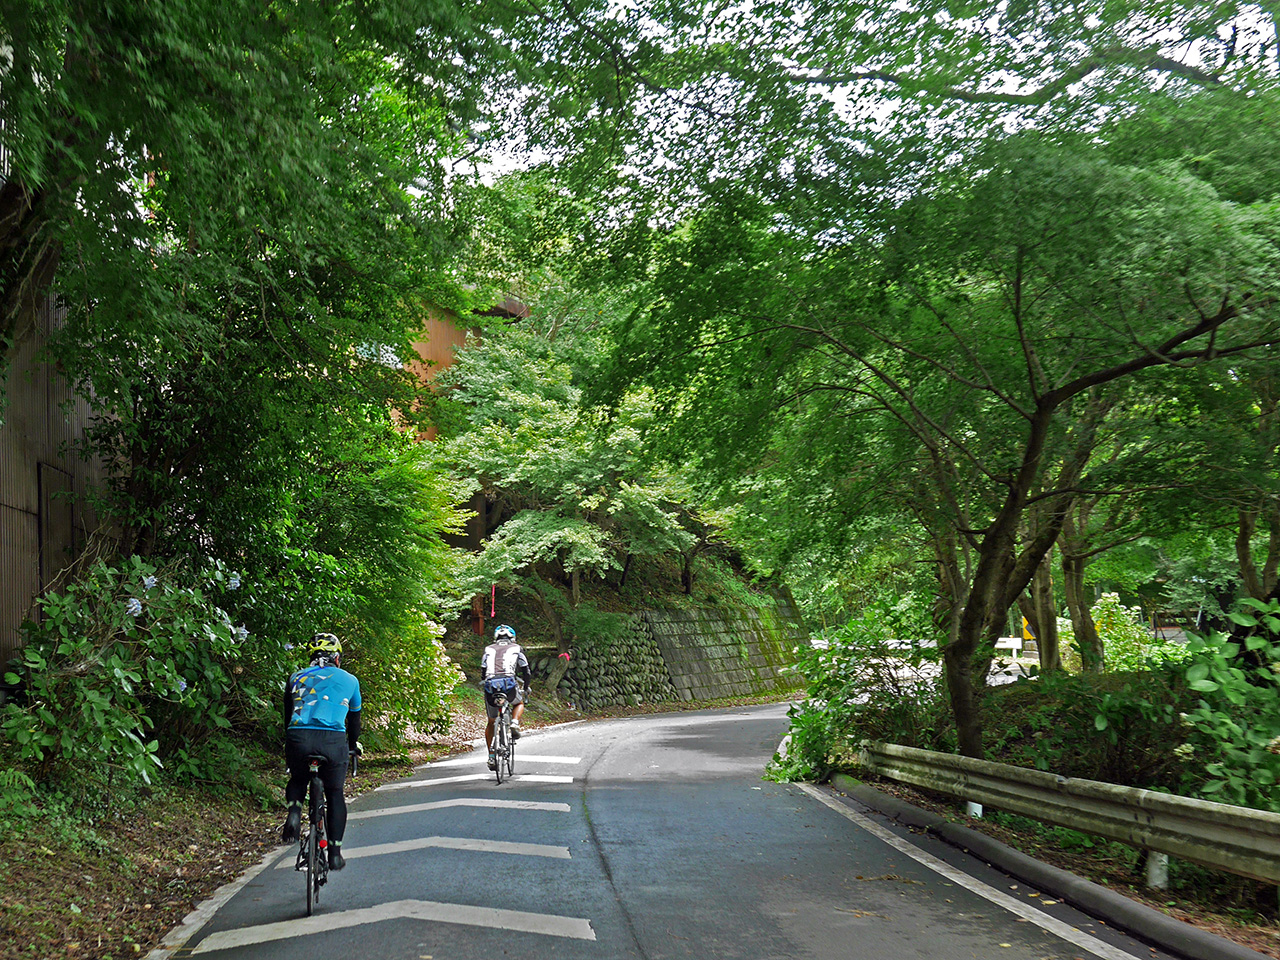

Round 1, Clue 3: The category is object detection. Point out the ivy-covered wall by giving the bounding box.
[529,595,808,710]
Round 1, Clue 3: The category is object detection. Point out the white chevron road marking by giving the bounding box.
[274,835,569,867]
[422,753,582,768]
[348,797,570,821]
[190,899,596,953]
[376,773,574,790]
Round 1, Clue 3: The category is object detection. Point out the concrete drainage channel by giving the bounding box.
[827,773,1272,960]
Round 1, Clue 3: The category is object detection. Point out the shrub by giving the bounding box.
[2,557,249,791]
[354,616,463,747]
[1063,593,1192,672]
[768,600,952,781]
[1176,599,1280,811]
[983,668,1188,787]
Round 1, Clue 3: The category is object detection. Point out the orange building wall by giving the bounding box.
[408,303,475,384]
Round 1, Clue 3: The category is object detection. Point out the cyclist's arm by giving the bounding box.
[281,682,293,734]
[517,662,532,694]
[346,709,362,753]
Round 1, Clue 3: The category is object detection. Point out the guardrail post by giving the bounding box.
[1145,851,1169,890]
[965,800,983,818]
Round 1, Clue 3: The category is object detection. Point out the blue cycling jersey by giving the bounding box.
[287,664,362,732]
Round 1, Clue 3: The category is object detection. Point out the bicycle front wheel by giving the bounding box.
[505,724,516,778]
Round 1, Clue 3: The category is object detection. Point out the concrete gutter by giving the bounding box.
[830,773,1274,960]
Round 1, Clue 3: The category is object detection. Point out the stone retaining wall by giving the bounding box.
[531,596,808,710]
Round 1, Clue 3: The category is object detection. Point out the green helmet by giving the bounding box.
[308,632,342,659]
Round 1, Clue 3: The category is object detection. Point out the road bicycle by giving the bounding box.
[294,748,358,915]
[492,693,516,784]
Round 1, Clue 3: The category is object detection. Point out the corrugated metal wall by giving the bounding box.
[0,295,101,664]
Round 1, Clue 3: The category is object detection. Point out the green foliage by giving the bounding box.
[984,670,1187,787]
[2,558,247,790]
[0,768,38,818]
[1063,593,1193,672]
[1089,533,1241,624]
[356,618,463,747]
[562,605,635,656]
[431,319,731,646]
[767,604,952,782]
[1176,600,1280,811]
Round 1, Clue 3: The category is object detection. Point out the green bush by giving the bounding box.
[1062,593,1192,672]
[1175,599,1280,811]
[2,557,250,791]
[768,600,952,781]
[983,668,1188,787]
[354,616,463,747]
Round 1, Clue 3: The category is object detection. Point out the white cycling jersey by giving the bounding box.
[482,640,528,679]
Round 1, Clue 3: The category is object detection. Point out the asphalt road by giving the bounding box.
[162,703,1187,960]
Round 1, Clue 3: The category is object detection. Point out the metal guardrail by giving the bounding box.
[858,740,1280,884]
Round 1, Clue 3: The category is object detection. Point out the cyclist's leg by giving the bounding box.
[483,683,500,769]
[316,732,349,868]
[511,687,525,738]
[282,732,312,841]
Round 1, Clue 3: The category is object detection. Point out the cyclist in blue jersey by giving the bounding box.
[281,633,362,870]
[482,624,531,770]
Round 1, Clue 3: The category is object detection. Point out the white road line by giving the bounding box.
[190,898,596,953]
[421,754,582,769]
[274,835,569,867]
[376,773,574,791]
[348,798,570,821]
[796,783,1143,960]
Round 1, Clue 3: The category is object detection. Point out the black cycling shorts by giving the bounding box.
[482,677,524,718]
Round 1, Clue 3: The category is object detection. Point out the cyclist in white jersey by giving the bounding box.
[481,624,531,770]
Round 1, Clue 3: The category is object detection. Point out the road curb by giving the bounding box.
[830,773,1273,960]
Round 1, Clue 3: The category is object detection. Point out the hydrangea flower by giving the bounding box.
[284,643,295,651]
[234,625,249,642]
[177,679,188,694]
[125,597,143,617]
[227,573,242,591]
[143,575,157,591]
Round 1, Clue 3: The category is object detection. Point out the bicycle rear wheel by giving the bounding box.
[306,775,327,914]
[494,706,508,784]
[305,825,317,915]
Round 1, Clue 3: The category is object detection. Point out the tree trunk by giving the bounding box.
[943,641,984,758]
[1031,552,1062,672]
[1062,549,1103,671]
[542,653,571,693]
[943,402,1084,757]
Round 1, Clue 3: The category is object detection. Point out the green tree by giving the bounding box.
[609,137,1280,756]
[428,311,725,657]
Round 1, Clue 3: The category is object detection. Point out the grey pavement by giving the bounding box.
[147,704,1266,960]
